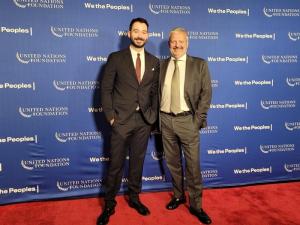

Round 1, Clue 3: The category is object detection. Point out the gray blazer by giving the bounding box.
[159,55,212,129]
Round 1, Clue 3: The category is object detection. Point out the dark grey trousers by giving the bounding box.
[161,113,203,210]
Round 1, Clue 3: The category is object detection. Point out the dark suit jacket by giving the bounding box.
[101,47,159,125]
[159,55,212,129]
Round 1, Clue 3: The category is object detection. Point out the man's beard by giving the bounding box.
[131,37,147,48]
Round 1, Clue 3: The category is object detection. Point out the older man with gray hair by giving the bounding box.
[159,27,212,224]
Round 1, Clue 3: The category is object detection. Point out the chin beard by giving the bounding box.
[131,40,146,48]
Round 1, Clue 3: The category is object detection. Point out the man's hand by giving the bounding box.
[110,118,115,126]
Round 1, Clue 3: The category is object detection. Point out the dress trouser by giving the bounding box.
[104,111,151,207]
[161,113,203,210]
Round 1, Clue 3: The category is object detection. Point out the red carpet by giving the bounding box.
[1,182,300,225]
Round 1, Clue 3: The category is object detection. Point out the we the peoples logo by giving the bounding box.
[0,26,32,36]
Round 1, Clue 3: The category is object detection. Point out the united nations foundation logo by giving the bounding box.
[57,179,102,192]
[260,144,295,153]
[262,55,298,64]
[207,56,248,63]
[200,125,218,134]
[286,77,300,87]
[0,135,37,144]
[285,122,300,131]
[51,26,99,38]
[55,131,102,143]
[0,82,36,90]
[188,31,219,40]
[53,80,100,91]
[208,8,249,16]
[284,163,300,173]
[151,149,165,160]
[201,169,218,179]
[16,52,66,64]
[13,0,64,9]
[1,26,32,36]
[263,7,300,17]
[210,102,248,110]
[19,106,68,118]
[260,100,296,109]
[288,32,300,41]
[149,3,191,14]
[21,158,70,170]
[84,2,133,12]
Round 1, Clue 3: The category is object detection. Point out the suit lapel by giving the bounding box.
[184,55,192,97]
[160,57,171,95]
[124,48,139,85]
[141,51,151,85]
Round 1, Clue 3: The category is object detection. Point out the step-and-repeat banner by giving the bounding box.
[0,0,299,204]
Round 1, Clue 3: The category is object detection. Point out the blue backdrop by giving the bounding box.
[0,0,299,205]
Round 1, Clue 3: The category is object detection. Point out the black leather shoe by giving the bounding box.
[97,207,115,225]
[189,207,212,224]
[128,200,150,216]
[166,197,186,210]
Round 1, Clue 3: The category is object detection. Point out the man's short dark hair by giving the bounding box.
[129,17,149,31]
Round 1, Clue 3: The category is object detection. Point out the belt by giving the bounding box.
[161,111,192,117]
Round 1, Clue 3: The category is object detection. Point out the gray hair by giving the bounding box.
[169,27,189,41]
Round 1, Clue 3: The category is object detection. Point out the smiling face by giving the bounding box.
[128,21,149,49]
[169,30,189,59]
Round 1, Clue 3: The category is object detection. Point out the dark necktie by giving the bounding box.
[170,60,181,114]
[136,53,141,83]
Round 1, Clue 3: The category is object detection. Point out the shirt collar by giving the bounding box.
[171,54,187,62]
[130,45,145,57]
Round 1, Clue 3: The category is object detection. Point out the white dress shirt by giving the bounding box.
[130,46,145,81]
[161,54,190,113]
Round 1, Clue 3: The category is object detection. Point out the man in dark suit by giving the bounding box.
[98,18,159,225]
[160,27,212,224]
